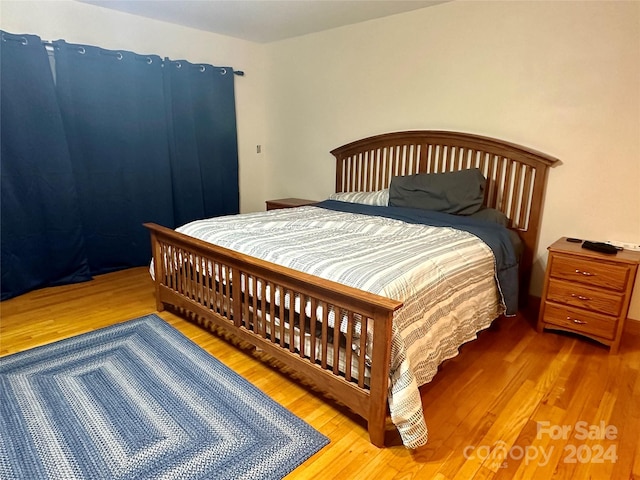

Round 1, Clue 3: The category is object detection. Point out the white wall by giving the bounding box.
[0,0,269,213]
[263,0,640,319]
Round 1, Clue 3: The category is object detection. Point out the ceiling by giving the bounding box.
[79,0,448,43]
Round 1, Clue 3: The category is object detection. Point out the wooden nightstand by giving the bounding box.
[537,237,640,354]
[265,198,317,211]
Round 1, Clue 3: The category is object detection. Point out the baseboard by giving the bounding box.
[626,317,640,335]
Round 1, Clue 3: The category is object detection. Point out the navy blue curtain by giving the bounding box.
[1,32,91,300]
[164,59,239,225]
[0,32,240,300]
[54,41,175,274]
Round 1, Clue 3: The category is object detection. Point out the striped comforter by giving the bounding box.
[176,204,505,448]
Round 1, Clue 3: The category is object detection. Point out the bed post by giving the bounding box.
[367,308,395,447]
[146,225,166,312]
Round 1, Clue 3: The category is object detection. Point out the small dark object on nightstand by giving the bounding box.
[582,241,619,254]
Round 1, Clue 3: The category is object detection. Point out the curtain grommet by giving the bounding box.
[2,34,29,45]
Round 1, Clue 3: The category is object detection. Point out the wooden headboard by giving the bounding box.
[330,130,560,303]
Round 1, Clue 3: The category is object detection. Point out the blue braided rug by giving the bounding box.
[0,314,329,479]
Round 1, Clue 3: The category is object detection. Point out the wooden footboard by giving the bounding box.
[144,222,402,447]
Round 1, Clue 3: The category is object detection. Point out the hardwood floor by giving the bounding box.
[2,267,638,479]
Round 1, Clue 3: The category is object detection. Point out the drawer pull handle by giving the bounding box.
[574,269,595,277]
[567,316,587,325]
[570,293,591,301]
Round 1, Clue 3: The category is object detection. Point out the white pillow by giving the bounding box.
[328,189,389,206]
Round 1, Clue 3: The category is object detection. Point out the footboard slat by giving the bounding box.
[288,294,296,350]
[321,307,329,370]
[332,311,341,376]
[358,317,368,389]
[309,297,318,363]
[344,312,354,382]
[145,223,402,447]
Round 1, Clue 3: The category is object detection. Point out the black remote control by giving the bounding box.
[566,237,582,243]
[582,241,618,255]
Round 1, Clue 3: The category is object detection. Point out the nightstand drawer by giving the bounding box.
[546,278,624,316]
[550,255,630,291]
[542,303,617,340]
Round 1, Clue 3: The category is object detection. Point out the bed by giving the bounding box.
[144,130,559,449]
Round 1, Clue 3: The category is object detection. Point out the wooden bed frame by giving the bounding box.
[144,130,559,447]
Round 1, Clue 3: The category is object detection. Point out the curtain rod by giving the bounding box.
[41,41,244,76]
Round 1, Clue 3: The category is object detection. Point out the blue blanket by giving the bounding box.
[315,200,519,315]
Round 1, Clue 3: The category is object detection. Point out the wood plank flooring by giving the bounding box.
[1,267,638,479]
